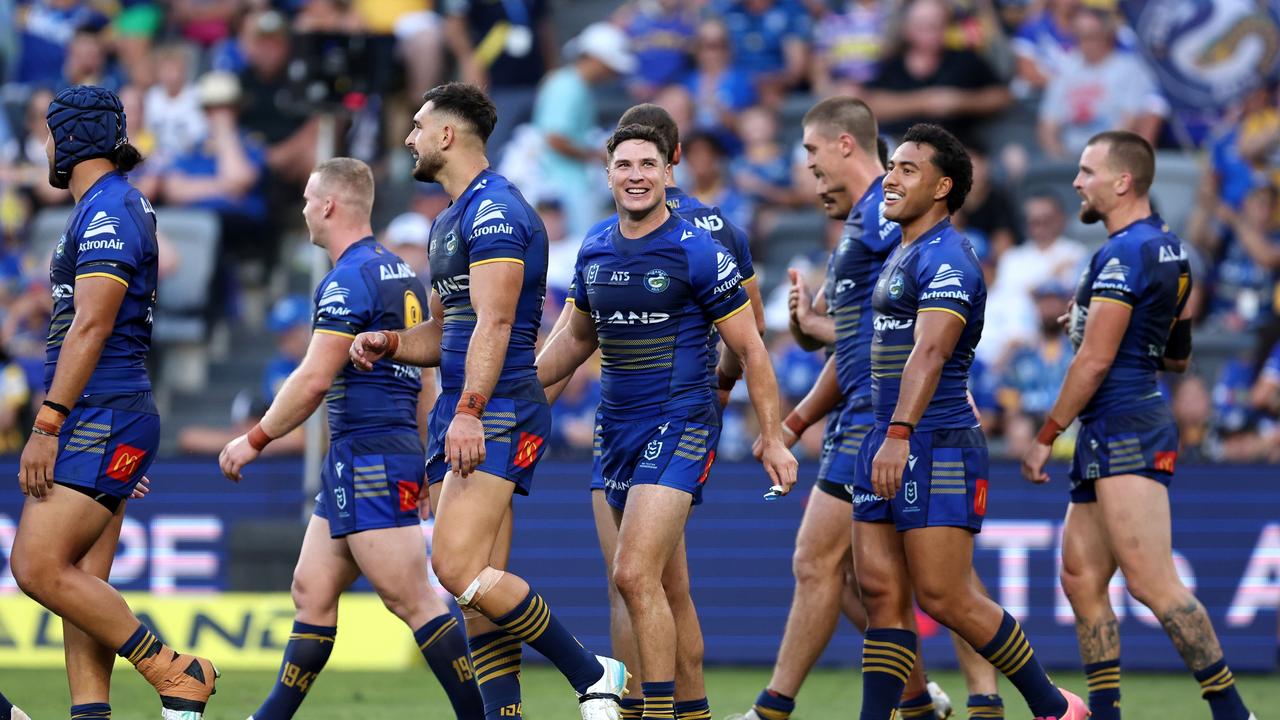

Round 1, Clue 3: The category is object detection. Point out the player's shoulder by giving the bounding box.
[465,172,535,224]
[671,215,718,255]
[922,223,981,268]
[579,219,616,257]
[586,215,617,241]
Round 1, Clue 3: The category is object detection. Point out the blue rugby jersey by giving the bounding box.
[313,237,429,438]
[869,219,986,430]
[826,178,900,406]
[570,213,750,420]
[46,171,157,395]
[428,170,548,397]
[1068,215,1191,422]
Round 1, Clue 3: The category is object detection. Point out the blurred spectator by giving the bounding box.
[532,22,634,239]
[683,131,753,234]
[864,0,1011,146]
[714,0,811,105]
[444,0,556,155]
[731,105,802,210]
[1250,339,1280,421]
[4,88,71,208]
[997,280,1075,456]
[159,72,272,268]
[110,0,163,88]
[809,0,890,97]
[1011,0,1079,94]
[1206,83,1276,211]
[1172,374,1212,462]
[953,142,1018,263]
[1036,6,1166,159]
[382,211,432,278]
[11,0,108,90]
[993,192,1086,297]
[1209,184,1280,328]
[60,28,119,91]
[547,365,601,459]
[350,1,444,101]
[170,0,240,48]
[0,344,30,454]
[144,43,207,169]
[295,0,365,33]
[237,10,319,187]
[619,0,696,100]
[685,18,757,152]
[539,197,576,298]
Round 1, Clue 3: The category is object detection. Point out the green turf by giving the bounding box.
[4,666,1276,718]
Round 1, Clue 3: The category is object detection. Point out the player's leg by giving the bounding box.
[1059,500,1121,720]
[950,570,1004,720]
[663,535,711,720]
[349,524,483,718]
[853,519,920,720]
[63,500,127,720]
[250,514,360,720]
[611,485,691,720]
[903,528,1075,719]
[1096,474,1252,720]
[431,469,615,698]
[10,489,217,714]
[593,488,645,719]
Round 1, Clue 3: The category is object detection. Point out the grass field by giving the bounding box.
[4,666,1277,719]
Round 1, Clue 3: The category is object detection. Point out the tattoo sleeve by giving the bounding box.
[1075,615,1121,664]
[1158,599,1224,672]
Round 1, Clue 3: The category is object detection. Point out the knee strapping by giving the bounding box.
[455,566,505,609]
[460,607,486,624]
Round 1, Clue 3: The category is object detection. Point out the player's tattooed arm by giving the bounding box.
[536,306,599,399]
[1158,598,1224,671]
[1075,616,1121,665]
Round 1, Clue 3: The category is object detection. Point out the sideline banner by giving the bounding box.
[0,459,1276,670]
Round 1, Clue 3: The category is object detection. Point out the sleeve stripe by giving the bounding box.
[315,328,357,339]
[918,307,968,324]
[713,300,752,325]
[1090,296,1134,309]
[740,273,758,285]
[470,258,525,268]
[571,302,591,316]
[75,272,128,288]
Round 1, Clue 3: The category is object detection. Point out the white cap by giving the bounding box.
[385,212,431,247]
[570,22,636,75]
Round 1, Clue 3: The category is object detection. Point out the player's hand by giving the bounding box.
[445,413,486,477]
[758,437,798,496]
[130,475,152,500]
[417,479,434,521]
[717,388,732,408]
[788,269,812,324]
[752,424,799,460]
[1021,441,1052,484]
[870,436,909,499]
[18,431,58,499]
[219,434,260,483]
[350,331,391,371]
[1057,300,1074,330]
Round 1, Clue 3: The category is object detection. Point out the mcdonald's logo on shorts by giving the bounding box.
[1154,451,1177,473]
[397,481,419,512]
[974,478,988,516]
[513,432,544,469]
[106,443,146,482]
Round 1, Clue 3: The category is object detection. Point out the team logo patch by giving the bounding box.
[513,432,544,469]
[715,251,738,281]
[106,443,146,482]
[1154,451,1177,473]
[974,479,988,516]
[319,281,348,307]
[473,198,508,225]
[888,271,905,299]
[644,269,670,293]
[445,232,459,256]
[84,211,120,239]
[398,480,419,512]
[697,450,716,484]
[56,234,66,256]
[334,486,348,509]
[643,440,663,461]
[586,263,600,284]
[904,480,918,505]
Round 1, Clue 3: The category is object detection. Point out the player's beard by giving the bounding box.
[1079,198,1103,225]
[412,149,444,183]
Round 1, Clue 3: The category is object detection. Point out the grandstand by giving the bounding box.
[0,0,1277,717]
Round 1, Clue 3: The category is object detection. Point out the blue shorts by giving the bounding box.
[1070,405,1178,503]
[594,404,721,511]
[315,431,425,538]
[54,393,159,499]
[425,392,550,495]
[816,402,873,502]
[852,424,988,532]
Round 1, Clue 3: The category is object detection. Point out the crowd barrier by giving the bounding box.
[0,458,1275,670]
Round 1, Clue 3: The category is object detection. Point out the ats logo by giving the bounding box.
[1154,451,1177,474]
[513,433,544,469]
[397,481,419,512]
[974,478,988,516]
[106,443,146,482]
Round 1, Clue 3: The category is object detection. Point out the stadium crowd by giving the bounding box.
[0,0,1278,464]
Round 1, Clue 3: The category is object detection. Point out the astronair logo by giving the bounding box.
[472,223,515,237]
[1097,257,1129,282]
[83,211,119,239]
[920,289,970,302]
[716,252,738,281]
[597,310,670,325]
[928,264,963,289]
[874,316,914,331]
[473,199,508,226]
[80,238,125,251]
[319,282,348,307]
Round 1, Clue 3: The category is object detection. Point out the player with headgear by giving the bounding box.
[537,122,798,720]
[218,157,484,720]
[9,85,219,720]
[1023,130,1256,720]
[349,82,628,720]
[851,123,1086,720]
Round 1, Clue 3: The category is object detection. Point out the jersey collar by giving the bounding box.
[1108,213,1166,239]
[455,169,496,207]
[665,185,702,212]
[336,235,377,265]
[77,170,123,206]
[611,209,682,254]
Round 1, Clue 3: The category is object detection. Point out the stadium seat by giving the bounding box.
[762,209,827,275]
[1150,150,1202,239]
[153,208,221,392]
[26,206,73,265]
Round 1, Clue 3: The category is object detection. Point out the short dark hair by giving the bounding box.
[802,96,878,157]
[876,136,889,167]
[618,104,679,163]
[606,123,670,162]
[1086,130,1155,196]
[421,82,497,143]
[901,123,972,213]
